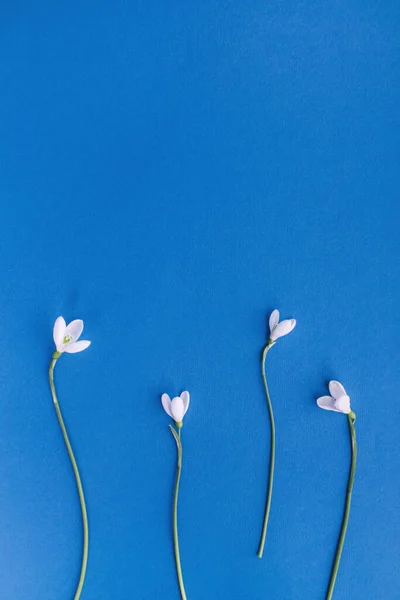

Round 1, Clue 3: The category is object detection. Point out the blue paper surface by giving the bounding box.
[0,2,399,598]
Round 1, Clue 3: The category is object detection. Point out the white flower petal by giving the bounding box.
[335,395,351,414]
[65,319,84,342]
[53,316,66,349]
[63,340,91,353]
[317,395,342,412]
[171,396,185,422]
[270,319,295,341]
[329,380,347,400]
[269,309,280,334]
[180,391,190,415]
[161,393,172,417]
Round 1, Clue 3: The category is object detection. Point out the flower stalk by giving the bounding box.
[169,425,187,600]
[257,342,274,559]
[48,354,89,600]
[325,413,357,600]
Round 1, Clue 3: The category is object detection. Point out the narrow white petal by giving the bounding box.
[171,396,185,422]
[335,395,351,414]
[329,380,347,400]
[161,393,173,417]
[65,319,84,342]
[270,319,295,341]
[317,396,342,412]
[180,391,190,415]
[64,340,91,353]
[289,319,296,332]
[269,309,280,334]
[53,316,66,349]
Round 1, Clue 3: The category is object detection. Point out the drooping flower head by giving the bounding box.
[317,380,352,414]
[269,309,296,342]
[161,391,190,426]
[53,316,91,354]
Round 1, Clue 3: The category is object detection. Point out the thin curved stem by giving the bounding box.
[257,343,275,559]
[325,415,357,600]
[48,354,89,600]
[170,426,187,600]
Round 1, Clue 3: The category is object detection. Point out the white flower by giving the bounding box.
[161,391,190,424]
[269,309,296,342]
[317,381,351,414]
[53,316,91,354]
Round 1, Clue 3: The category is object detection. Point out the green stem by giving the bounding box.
[325,415,357,600]
[257,343,275,559]
[48,353,89,600]
[171,426,187,600]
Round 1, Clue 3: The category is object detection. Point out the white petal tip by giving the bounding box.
[329,380,347,400]
[180,391,190,415]
[53,316,66,348]
[161,393,172,417]
[316,396,339,412]
[269,309,280,333]
[63,340,91,353]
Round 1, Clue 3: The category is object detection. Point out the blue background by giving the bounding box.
[0,2,399,599]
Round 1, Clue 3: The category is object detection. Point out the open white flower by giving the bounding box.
[317,380,351,414]
[269,309,296,342]
[161,391,190,424]
[53,316,91,354]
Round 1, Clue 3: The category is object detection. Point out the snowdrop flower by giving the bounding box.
[257,308,296,560]
[161,390,191,598]
[269,309,296,342]
[53,316,91,354]
[316,379,357,599]
[317,380,353,415]
[48,316,91,600]
[161,391,190,426]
